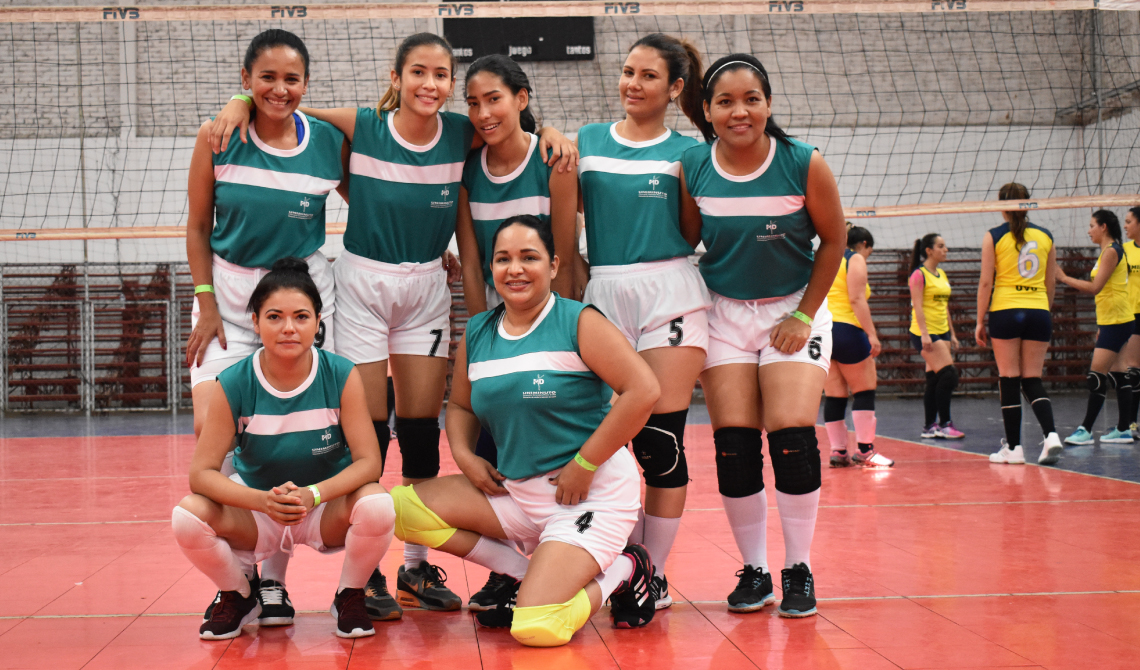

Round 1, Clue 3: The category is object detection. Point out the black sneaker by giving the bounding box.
[777,563,817,618]
[609,544,656,629]
[650,574,673,610]
[331,587,375,638]
[199,588,261,640]
[727,565,775,613]
[396,561,462,611]
[473,574,520,628]
[364,569,403,621]
[257,579,295,626]
[203,568,258,622]
[468,572,514,612]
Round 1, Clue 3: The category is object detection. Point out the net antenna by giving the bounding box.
[0,0,1137,260]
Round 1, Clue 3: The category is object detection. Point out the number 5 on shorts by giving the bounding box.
[428,329,444,357]
[668,317,684,347]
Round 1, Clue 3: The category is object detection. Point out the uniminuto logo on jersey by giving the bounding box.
[638,175,668,200]
[523,373,557,399]
[431,186,454,209]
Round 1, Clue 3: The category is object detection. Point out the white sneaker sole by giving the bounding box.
[1065,437,1094,445]
[200,603,261,640]
[331,604,376,638]
[989,454,1025,464]
[655,593,674,610]
[777,603,817,618]
[727,593,775,613]
[1038,444,1063,465]
[1101,436,1135,444]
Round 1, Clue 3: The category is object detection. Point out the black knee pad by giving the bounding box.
[767,426,821,495]
[999,376,1021,407]
[851,389,875,412]
[1088,370,1109,395]
[631,409,689,489]
[1112,370,1131,391]
[822,396,848,423]
[395,416,441,479]
[372,420,391,469]
[713,427,764,498]
[1021,376,1048,402]
[936,365,959,388]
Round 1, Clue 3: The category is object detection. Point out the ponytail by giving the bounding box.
[629,34,704,132]
[378,32,456,114]
[694,54,793,145]
[846,225,874,250]
[1093,209,1123,245]
[465,54,538,134]
[998,182,1031,248]
[911,233,940,272]
[247,257,322,315]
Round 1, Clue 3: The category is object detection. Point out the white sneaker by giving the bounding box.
[1038,432,1063,465]
[989,440,1025,464]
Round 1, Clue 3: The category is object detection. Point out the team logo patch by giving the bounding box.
[523,373,557,399]
[430,186,455,209]
[756,220,786,242]
[808,335,823,361]
[574,511,594,534]
[288,195,316,220]
[638,175,668,200]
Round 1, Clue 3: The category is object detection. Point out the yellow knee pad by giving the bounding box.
[389,485,457,549]
[510,588,591,647]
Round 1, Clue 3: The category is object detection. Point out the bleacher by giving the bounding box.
[0,250,1102,411]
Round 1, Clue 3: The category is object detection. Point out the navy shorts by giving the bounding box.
[911,331,951,353]
[1096,322,1135,353]
[832,322,872,365]
[1134,314,1140,336]
[988,308,1052,342]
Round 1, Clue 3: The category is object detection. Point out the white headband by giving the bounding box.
[707,60,765,83]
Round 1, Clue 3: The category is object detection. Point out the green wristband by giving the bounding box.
[231,94,252,106]
[194,284,214,295]
[573,452,598,472]
[308,485,321,506]
[791,310,813,326]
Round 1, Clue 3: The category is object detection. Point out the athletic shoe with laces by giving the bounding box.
[1038,432,1063,465]
[199,588,261,640]
[469,572,513,612]
[396,561,462,611]
[1101,427,1135,444]
[1064,426,1094,445]
[989,439,1025,464]
[852,447,894,467]
[777,563,817,618]
[609,544,656,628]
[364,569,403,621]
[829,450,851,468]
[920,423,943,438]
[650,574,673,610]
[1132,423,1140,440]
[257,579,295,626]
[473,574,520,628]
[939,421,965,439]
[726,565,774,613]
[331,587,375,638]
[203,568,257,622]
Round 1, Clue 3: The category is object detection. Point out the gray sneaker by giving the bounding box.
[364,569,403,621]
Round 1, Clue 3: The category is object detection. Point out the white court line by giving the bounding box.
[0,520,166,527]
[683,498,1140,511]
[4,591,1139,620]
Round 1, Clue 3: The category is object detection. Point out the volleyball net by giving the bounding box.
[0,0,1138,267]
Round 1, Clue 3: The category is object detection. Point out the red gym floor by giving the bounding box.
[1,424,1138,669]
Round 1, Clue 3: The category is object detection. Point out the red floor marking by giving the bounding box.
[0,425,1137,668]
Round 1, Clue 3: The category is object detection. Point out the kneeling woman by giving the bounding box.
[391,215,662,646]
[173,259,394,640]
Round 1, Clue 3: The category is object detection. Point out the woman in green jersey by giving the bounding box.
[390,215,663,644]
[173,258,394,641]
[209,32,578,618]
[680,54,847,619]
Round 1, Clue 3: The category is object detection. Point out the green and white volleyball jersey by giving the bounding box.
[465,295,609,480]
[211,113,344,269]
[344,108,476,264]
[681,137,817,301]
[218,347,357,491]
[461,133,552,287]
[577,122,698,267]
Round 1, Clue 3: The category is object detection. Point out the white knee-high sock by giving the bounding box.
[464,536,529,580]
[852,410,877,445]
[776,489,820,569]
[260,551,290,585]
[172,506,249,596]
[642,514,681,577]
[339,494,395,592]
[824,421,849,453]
[594,555,634,603]
[722,492,768,572]
[404,542,429,570]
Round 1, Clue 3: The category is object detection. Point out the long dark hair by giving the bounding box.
[691,54,793,145]
[911,233,941,272]
[629,33,703,128]
[465,55,538,134]
[492,214,555,259]
[247,257,322,315]
[847,225,874,250]
[1093,209,1123,245]
[998,182,1031,248]
[244,29,310,78]
[378,32,456,114]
